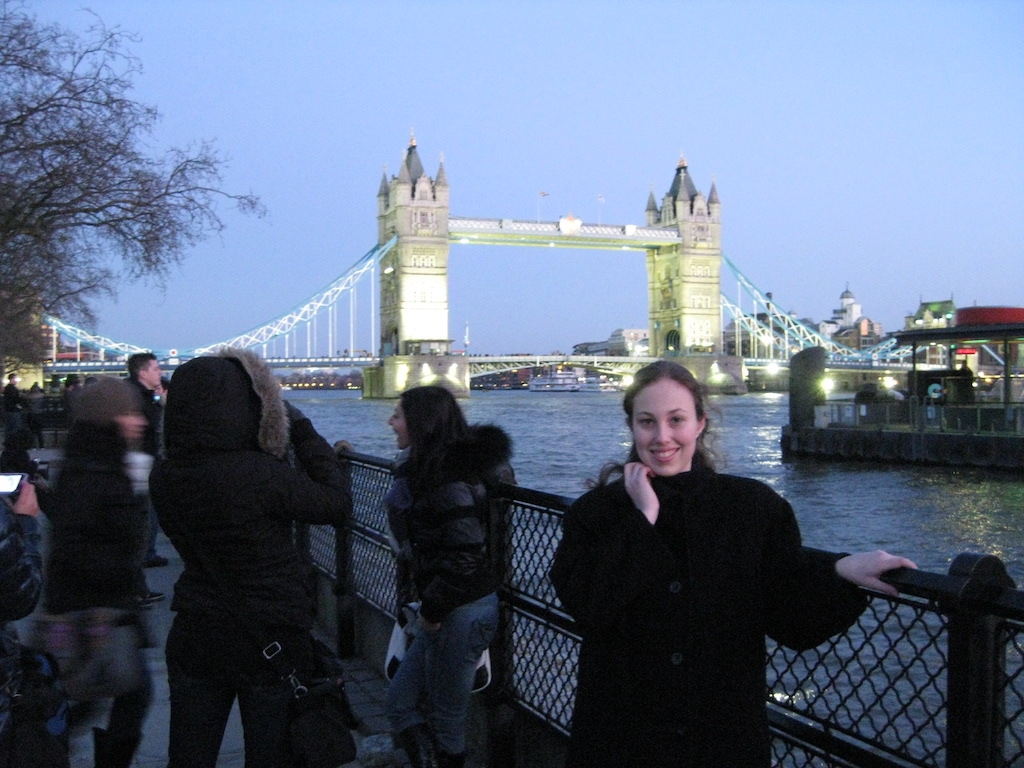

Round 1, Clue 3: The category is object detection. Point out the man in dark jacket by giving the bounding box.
[150,348,352,768]
[126,352,168,576]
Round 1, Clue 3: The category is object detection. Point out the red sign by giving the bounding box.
[954,348,977,355]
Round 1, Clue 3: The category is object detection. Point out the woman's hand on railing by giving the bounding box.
[836,550,918,597]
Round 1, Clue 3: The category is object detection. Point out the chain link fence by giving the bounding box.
[305,452,1024,768]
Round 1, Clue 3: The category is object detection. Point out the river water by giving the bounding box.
[286,389,1024,583]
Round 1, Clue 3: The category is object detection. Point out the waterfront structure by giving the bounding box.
[904,297,957,366]
[39,138,922,388]
[375,136,452,358]
[783,310,1024,468]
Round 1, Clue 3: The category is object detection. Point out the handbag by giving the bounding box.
[285,638,360,768]
[29,608,146,701]
[384,602,492,693]
[0,645,70,768]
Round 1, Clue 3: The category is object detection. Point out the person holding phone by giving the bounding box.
[550,360,917,768]
[1,475,46,763]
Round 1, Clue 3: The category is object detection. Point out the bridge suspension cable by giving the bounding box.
[44,238,396,362]
[719,254,908,365]
[42,315,152,358]
[190,236,396,357]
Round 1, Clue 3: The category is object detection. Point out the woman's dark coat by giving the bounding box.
[46,423,149,613]
[387,424,512,623]
[150,348,351,631]
[549,468,867,767]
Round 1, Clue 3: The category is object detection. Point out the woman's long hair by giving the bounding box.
[596,360,717,485]
[399,385,471,494]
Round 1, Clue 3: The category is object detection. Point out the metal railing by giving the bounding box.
[820,399,1024,435]
[306,452,1024,768]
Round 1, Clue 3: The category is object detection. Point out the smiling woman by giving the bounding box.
[627,378,708,483]
[382,385,513,768]
[549,360,918,768]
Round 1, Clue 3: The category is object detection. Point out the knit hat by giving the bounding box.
[74,377,143,425]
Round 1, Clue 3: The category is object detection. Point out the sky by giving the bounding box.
[32,0,1024,357]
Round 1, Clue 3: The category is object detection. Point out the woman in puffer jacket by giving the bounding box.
[0,480,44,765]
[150,349,351,768]
[384,385,513,768]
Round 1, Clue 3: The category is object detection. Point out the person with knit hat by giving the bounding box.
[150,348,352,768]
[43,376,154,767]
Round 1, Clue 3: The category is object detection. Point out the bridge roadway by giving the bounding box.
[44,354,654,377]
[448,216,681,251]
[44,353,911,378]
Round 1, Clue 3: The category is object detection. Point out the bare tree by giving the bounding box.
[0,2,264,376]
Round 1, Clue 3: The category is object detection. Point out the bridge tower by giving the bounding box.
[364,135,469,398]
[644,155,722,357]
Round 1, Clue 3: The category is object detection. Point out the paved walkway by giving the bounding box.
[58,534,402,768]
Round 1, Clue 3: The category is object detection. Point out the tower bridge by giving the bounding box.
[43,136,910,395]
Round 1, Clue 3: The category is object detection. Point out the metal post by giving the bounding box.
[350,285,355,359]
[334,454,355,657]
[943,553,1015,768]
[370,262,376,358]
[1004,338,1012,416]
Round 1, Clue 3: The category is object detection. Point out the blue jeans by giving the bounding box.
[385,593,498,755]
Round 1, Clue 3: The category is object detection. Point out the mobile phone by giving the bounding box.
[0,473,26,495]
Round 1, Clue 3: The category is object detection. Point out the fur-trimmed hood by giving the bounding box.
[397,423,514,491]
[441,424,513,483]
[163,347,289,459]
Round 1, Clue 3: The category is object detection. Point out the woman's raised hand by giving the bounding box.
[624,462,659,525]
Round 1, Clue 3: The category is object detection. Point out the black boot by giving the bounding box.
[395,723,438,768]
[437,752,466,768]
[93,727,141,768]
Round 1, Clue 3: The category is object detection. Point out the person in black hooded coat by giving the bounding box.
[150,348,351,768]
[550,361,917,768]
[383,385,513,768]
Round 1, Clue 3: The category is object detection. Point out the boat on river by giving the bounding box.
[528,370,582,392]
[582,376,622,392]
